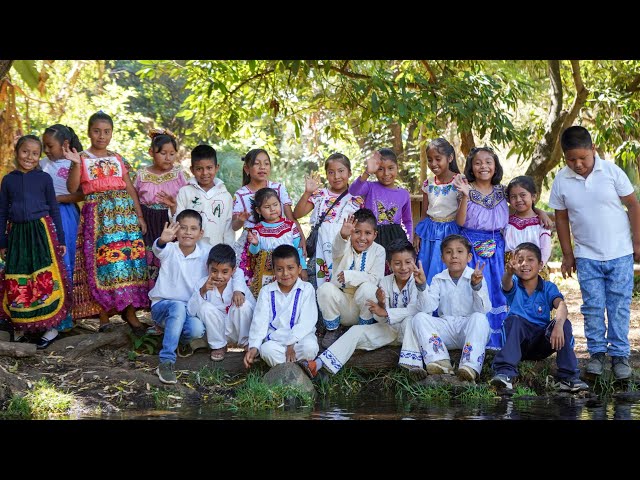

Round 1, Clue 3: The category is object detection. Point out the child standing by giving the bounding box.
[134,128,188,289]
[243,245,318,369]
[316,208,386,348]
[150,211,209,384]
[187,243,255,361]
[0,135,70,347]
[232,149,303,286]
[299,240,427,378]
[174,144,233,248]
[413,138,462,283]
[41,124,84,336]
[247,188,306,296]
[490,243,589,392]
[349,148,412,253]
[293,153,363,287]
[549,126,640,380]
[399,234,492,382]
[66,111,149,334]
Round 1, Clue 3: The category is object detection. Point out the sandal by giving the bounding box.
[297,359,319,379]
[210,347,227,362]
[145,325,164,336]
[98,323,116,333]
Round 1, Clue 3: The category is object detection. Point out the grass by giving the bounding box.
[513,386,538,398]
[316,367,369,396]
[229,371,314,411]
[0,378,75,419]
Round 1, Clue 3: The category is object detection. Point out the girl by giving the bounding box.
[349,148,412,260]
[0,135,70,347]
[40,124,84,336]
[246,188,306,296]
[413,138,462,283]
[293,153,363,287]
[232,148,304,286]
[134,128,188,289]
[504,175,552,276]
[66,111,149,335]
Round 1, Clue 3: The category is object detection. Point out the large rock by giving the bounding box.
[262,363,316,399]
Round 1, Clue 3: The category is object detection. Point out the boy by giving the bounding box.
[549,126,640,380]
[299,239,427,378]
[187,243,255,361]
[490,242,589,392]
[400,234,491,383]
[175,144,234,247]
[244,245,318,369]
[316,208,386,348]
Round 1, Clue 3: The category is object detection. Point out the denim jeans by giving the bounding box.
[576,254,633,357]
[151,300,205,363]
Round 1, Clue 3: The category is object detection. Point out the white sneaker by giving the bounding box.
[457,365,477,382]
[426,359,454,375]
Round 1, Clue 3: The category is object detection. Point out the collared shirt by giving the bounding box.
[502,275,564,328]
[329,231,386,294]
[548,155,634,261]
[187,267,255,317]
[373,273,428,325]
[420,266,492,318]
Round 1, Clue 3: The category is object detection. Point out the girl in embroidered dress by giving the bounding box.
[66,111,149,335]
[293,153,363,287]
[413,138,462,283]
[246,188,306,297]
[0,135,70,347]
[134,128,188,290]
[40,124,84,335]
[504,176,552,278]
[232,148,305,286]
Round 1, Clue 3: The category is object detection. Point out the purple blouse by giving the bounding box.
[462,184,509,231]
[349,177,412,239]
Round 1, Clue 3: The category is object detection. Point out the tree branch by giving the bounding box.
[421,60,437,84]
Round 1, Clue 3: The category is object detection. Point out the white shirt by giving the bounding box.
[148,240,211,306]
[420,266,492,318]
[40,158,72,196]
[187,268,255,317]
[248,278,317,349]
[329,231,386,294]
[548,155,634,260]
[373,273,429,325]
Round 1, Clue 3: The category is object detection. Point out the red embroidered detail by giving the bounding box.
[254,219,294,237]
[508,215,541,230]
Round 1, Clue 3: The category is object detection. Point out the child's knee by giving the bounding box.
[300,339,319,360]
[471,312,490,333]
[317,282,338,302]
[354,282,377,302]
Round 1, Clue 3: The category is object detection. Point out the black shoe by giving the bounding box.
[35,335,57,350]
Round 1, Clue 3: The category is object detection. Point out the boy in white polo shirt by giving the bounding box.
[549,126,640,380]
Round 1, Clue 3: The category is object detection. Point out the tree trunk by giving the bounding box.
[390,122,404,162]
[459,126,475,166]
[0,60,13,81]
[419,123,427,184]
[0,79,21,177]
[0,340,37,357]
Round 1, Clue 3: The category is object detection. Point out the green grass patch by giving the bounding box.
[188,366,245,389]
[1,378,74,419]
[316,367,369,396]
[513,386,538,398]
[230,371,313,411]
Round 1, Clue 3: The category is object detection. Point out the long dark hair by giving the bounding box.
[43,124,83,152]
[251,187,280,223]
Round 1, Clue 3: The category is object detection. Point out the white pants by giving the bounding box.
[259,333,319,367]
[319,319,409,374]
[412,312,491,374]
[198,302,254,349]
[399,316,425,369]
[317,282,378,329]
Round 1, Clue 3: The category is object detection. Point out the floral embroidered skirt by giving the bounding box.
[250,249,275,298]
[72,189,149,319]
[0,217,71,332]
[140,203,171,291]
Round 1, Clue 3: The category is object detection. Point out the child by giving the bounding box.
[349,148,412,252]
[490,243,589,392]
[0,135,70,348]
[243,244,318,369]
[174,144,233,248]
[134,128,188,289]
[504,176,552,275]
[413,138,462,283]
[316,208,386,348]
[149,211,209,384]
[399,234,492,382]
[549,125,640,380]
[66,111,149,334]
[299,239,427,378]
[187,243,255,361]
[247,187,306,296]
[232,148,303,286]
[41,124,84,336]
[293,153,363,287]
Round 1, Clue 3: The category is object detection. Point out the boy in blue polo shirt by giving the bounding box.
[490,242,589,392]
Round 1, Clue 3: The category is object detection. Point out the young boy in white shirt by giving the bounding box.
[243,245,318,369]
[187,243,255,362]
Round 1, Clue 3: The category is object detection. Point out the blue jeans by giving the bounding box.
[151,300,205,363]
[576,254,634,357]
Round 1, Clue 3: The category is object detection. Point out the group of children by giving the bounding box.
[0,113,637,391]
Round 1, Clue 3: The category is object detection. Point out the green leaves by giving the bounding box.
[11,60,39,90]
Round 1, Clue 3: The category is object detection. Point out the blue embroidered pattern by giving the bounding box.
[319,348,343,372]
[358,317,376,325]
[289,288,302,328]
[399,350,423,361]
[429,183,455,197]
[341,251,368,289]
[324,317,340,330]
[468,185,505,209]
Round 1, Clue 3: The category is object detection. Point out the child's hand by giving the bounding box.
[549,321,565,351]
[337,271,345,284]
[247,229,259,246]
[366,151,382,175]
[304,173,320,194]
[234,211,251,223]
[471,261,485,286]
[412,260,427,285]
[413,235,421,253]
[138,216,148,235]
[366,299,387,318]
[160,221,180,244]
[452,174,470,197]
[285,344,297,363]
[537,210,554,230]
[376,286,386,306]
[156,191,176,208]
[232,291,245,307]
[505,257,517,277]
[244,347,258,369]
[200,272,217,298]
[62,145,81,164]
[340,214,357,240]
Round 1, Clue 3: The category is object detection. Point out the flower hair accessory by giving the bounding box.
[148,128,177,140]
